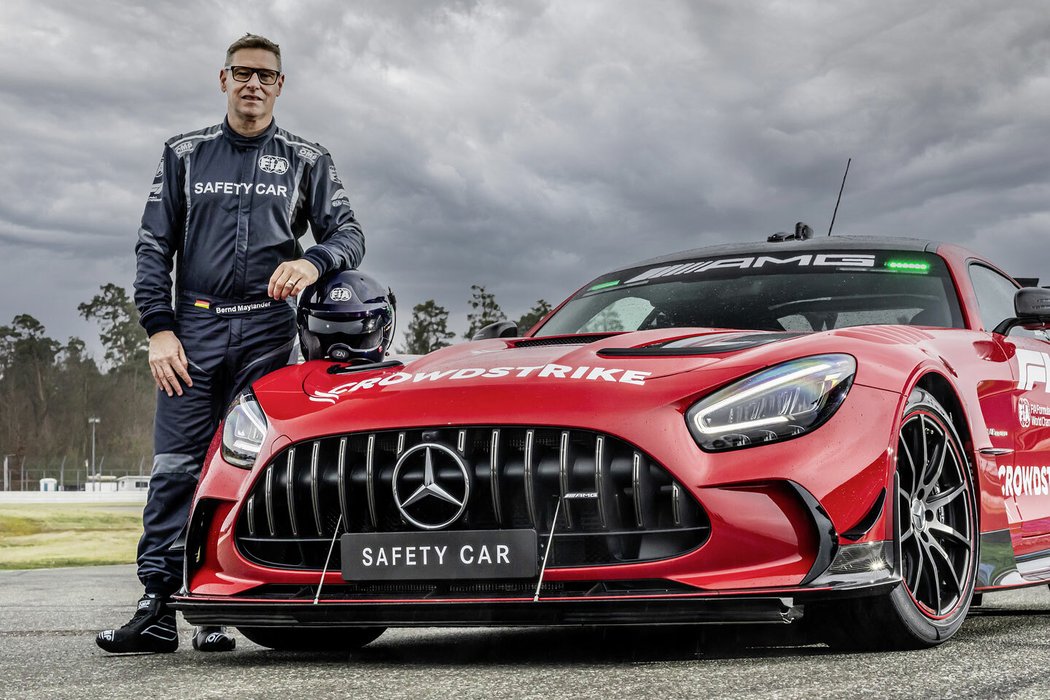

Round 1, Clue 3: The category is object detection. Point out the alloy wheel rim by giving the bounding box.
[897,411,974,618]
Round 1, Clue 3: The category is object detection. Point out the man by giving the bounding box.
[97,33,364,653]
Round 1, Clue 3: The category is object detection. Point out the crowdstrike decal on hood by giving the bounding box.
[309,364,653,404]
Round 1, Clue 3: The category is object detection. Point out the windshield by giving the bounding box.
[536,250,964,336]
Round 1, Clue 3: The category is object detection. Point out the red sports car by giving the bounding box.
[175,232,1050,650]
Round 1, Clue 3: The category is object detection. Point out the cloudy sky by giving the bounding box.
[2,0,1048,356]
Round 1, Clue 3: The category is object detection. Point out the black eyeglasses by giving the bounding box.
[225,66,281,85]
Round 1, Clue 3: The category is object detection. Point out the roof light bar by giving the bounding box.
[885,260,931,273]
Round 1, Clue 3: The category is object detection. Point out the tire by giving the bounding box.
[821,389,979,650]
[238,626,385,651]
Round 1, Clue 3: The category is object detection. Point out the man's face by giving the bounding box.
[220,48,284,124]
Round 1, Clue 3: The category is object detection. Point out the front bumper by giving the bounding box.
[187,384,901,598]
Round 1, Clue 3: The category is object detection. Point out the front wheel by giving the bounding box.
[821,389,978,650]
[238,626,385,651]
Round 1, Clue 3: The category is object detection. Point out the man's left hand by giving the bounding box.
[268,259,320,300]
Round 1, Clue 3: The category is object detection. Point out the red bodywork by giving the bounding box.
[176,239,1050,628]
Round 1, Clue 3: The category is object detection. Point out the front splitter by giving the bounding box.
[173,595,804,627]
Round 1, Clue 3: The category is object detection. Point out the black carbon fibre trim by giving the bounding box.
[175,596,803,627]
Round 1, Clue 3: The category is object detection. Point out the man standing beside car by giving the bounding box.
[96,33,364,654]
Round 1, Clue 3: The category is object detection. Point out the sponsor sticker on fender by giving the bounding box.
[998,465,1050,497]
[1017,349,1050,392]
[1020,398,1032,428]
[1017,396,1050,429]
[309,364,653,403]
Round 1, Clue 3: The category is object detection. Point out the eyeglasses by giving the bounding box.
[224,66,281,85]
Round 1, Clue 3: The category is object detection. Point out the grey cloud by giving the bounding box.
[1,0,1049,353]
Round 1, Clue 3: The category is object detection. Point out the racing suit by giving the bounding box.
[133,118,364,594]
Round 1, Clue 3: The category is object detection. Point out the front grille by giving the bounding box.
[235,427,709,571]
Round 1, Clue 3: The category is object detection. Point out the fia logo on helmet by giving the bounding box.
[329,287,352,302]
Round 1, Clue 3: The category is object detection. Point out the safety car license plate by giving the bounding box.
[341,529,538,581]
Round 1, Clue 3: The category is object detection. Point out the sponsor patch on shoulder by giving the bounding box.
[298,146,320,165]
[258,154,290,174]
[331,188,351,207]
[147,182,163,202]
[173,141,194,156]
[328,165,342,184]
[154,156,164,179]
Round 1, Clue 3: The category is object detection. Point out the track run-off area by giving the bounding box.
[2,565,1050,700]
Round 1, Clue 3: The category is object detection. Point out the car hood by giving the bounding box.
[251,329,818,432]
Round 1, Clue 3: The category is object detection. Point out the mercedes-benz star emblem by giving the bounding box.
[392,443,471,530]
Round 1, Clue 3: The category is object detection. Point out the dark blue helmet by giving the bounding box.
[297,270,396,363]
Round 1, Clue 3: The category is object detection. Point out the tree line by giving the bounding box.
[0,284,549,488]
[0,284,153,489]
[401,285,551,354]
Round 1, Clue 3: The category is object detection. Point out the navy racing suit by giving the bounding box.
[133,118,364,594]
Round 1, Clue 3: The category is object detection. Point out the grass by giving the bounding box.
[0,504,144,569]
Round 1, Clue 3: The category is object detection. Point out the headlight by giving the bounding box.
[686,354,855,452]
[221,392,268,468]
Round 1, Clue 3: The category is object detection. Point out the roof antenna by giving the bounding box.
[827,157,851,236]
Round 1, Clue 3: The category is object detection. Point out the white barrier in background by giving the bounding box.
[0,491,147,505]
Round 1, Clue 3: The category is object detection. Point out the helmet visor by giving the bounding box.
[305,314,387,350]
[305,316,375,336]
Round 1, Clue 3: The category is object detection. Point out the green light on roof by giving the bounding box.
[588,280,620,291]
[885,260,931,272]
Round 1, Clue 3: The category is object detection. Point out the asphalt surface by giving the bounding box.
[2,565,1050,700]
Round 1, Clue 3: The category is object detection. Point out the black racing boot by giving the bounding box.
[192,625,236,652]
[96,593,178,653]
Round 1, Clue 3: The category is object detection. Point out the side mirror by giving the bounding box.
[992,288,1050,335]
[471,320,519,341]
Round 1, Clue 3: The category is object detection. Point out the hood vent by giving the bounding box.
[599,332,804,357]
[512,333,619,348]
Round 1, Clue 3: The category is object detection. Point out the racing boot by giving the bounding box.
[192,625,236,652]
[96,593,178,653]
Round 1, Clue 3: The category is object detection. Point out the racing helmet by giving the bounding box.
[298,270,396,363]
